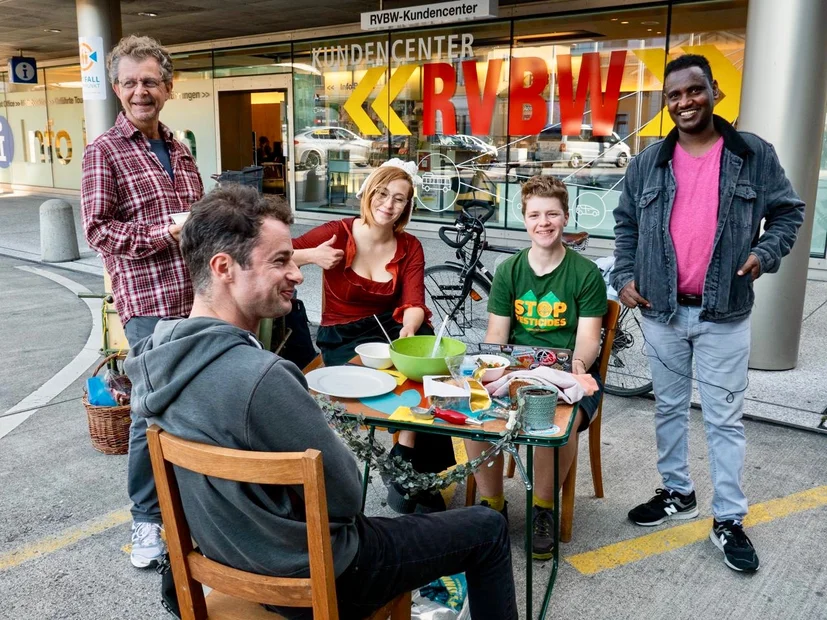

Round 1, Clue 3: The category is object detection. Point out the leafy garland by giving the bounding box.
[316,395,524,497]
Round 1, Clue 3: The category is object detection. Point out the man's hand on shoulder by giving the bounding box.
[737,253,762,280]
[168,224,182,242]
[619,280,650,309]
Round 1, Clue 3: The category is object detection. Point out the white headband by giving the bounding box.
[356,158,422,198]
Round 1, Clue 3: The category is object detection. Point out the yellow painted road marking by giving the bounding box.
[0,506,131,571]
[567,485,827,575]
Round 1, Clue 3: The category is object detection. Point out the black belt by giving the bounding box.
[677,294,702,307]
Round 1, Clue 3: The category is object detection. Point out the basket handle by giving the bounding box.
[92,352,126,378]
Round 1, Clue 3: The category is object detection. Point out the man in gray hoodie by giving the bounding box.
[125,185,517,619]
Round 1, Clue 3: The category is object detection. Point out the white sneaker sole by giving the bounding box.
[708,530,760,572]
[131,551,163,568]
[633,506,700,527]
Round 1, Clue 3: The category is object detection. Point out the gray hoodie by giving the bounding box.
[125,316,362,578]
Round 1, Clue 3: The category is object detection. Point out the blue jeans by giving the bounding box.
[124,316,163,524]
[641,306,750,521]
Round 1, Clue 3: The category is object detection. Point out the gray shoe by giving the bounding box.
[131,522,166,568]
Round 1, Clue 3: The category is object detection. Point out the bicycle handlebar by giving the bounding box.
[439,226,472,249]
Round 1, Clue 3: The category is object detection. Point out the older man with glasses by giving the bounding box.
[81,34,204,569]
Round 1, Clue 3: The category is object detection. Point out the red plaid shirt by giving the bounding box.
[81,113,204,324]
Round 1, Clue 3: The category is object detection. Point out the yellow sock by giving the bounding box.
[480,494,505,512]
[533,494,554,509]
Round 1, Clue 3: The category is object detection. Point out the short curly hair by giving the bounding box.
[520,175,569,215]
[107,35,174,86]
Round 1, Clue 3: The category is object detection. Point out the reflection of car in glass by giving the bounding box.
[533,124,631,168]
[367,135,410,166]
[293,127,372,169]
[421,172,452,193]
[424,134,497,164]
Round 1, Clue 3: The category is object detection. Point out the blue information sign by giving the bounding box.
[9,57,38,84]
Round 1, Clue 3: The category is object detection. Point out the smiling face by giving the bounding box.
[369,178,412,228]
[524,195,569,250]
[231,218,303,323]
[113,56,171,130]
[664,66,718,136]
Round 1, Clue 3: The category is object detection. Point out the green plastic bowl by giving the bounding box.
[390,336,467,382]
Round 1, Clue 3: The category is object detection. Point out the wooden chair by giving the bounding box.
[465,299,621,543]
[147,425,410,620]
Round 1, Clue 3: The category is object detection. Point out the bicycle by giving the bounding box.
[423,202,653,396]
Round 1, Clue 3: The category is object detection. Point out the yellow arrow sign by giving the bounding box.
[371,65,416,136]
[343,66,386,136]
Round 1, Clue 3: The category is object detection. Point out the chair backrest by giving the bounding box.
[597,299,621,384]
[146,425,339,620]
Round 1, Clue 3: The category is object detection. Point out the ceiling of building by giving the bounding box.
[0,0,549,63]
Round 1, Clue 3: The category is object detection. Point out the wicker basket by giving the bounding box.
[83,353,131,455]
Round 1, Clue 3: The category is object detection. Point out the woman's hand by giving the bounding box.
[399,325,417,339]
[572,358,588,375]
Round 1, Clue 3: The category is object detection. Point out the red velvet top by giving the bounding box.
[294,218,432,327]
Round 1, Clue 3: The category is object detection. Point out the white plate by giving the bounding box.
[305,366,397,398]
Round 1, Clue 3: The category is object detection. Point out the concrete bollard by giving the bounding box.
[40,199,80,262]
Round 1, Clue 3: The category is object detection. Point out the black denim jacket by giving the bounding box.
[611,116,805,324]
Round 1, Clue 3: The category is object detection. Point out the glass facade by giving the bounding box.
[1,0,826,258]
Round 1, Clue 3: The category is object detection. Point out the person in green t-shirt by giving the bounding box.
[465,175,607,560]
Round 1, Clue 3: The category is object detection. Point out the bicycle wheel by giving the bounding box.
[424,264,491,347]
[604,305,653,397]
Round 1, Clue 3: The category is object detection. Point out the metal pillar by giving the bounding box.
[739,0,827,370]
[76,0,122,143]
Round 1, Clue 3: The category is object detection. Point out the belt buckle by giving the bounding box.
[678,294,702,306]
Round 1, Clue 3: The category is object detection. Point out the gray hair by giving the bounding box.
[107,35,174,86]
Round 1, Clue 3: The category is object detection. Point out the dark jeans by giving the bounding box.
[271,507,517,620]
[124,316,164,524]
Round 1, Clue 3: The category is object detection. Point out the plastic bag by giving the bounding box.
[411,574,470,620]
[86,376,117,407]
[104,367,132,406]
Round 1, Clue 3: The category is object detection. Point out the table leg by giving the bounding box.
[525,445,534,620]
[538,446,560,618]
[361,426,375,512]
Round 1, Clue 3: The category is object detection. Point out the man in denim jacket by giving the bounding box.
[611,54,804,573]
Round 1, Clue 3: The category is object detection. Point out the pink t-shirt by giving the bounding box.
[669,137,724,296]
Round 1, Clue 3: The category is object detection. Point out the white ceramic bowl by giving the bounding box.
[169,212,190,226]
[355,342,393,369]
[472,354,511,383]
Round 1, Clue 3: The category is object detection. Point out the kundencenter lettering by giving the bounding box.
[312,34,475,70]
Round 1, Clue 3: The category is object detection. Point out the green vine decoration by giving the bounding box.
[316,395,524,497]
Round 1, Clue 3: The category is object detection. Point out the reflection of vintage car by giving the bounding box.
[368,136,410,166]
[294,126,371,169]
[421,172,452,193]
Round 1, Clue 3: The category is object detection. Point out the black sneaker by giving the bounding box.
[532,506,555,560]
[479,499,509,523]
[710,520,760,572]
[628,488,700,526]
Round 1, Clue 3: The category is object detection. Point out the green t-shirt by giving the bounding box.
[488,248,607,350]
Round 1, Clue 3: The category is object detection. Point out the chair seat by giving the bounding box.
[207,591,283,619]
[206,590,411,619]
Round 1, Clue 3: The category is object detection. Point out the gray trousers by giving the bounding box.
[124,316,163,524]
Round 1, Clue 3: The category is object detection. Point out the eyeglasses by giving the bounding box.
[117,78,163,90]
[374,187,408,209]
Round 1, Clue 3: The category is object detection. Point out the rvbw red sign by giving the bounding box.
[423,51,627,136]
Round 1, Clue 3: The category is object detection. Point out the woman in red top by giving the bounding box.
[294,164,434,366]
[294,163,454,514]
